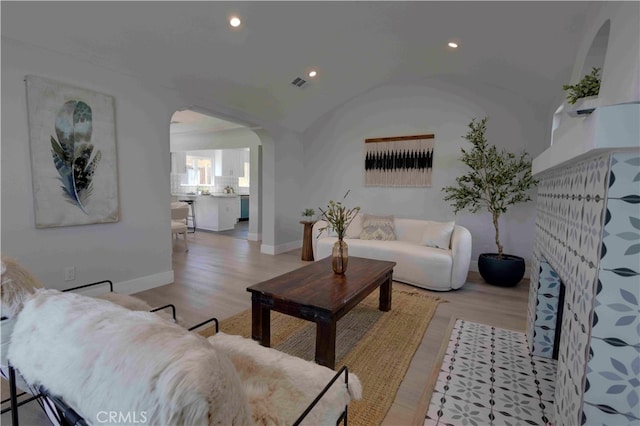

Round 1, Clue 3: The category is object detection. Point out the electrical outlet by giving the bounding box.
[64,266,75,281]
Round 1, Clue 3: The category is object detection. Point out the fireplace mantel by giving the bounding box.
[533,103,639,175]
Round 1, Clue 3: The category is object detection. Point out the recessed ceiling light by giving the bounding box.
[308,70,318,78]
[448,42,459,49]
[229,16,241,28]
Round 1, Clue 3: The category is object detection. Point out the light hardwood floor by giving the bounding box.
[2,232,530,425]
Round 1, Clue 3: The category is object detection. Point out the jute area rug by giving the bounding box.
[199,288,441,426]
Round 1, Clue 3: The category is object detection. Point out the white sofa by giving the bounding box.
[313,216,472,291]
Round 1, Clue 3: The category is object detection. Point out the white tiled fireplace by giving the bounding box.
[526,103,639,425]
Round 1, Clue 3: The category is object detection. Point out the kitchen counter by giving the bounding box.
[193,195,240,231]
[209,193,238,198]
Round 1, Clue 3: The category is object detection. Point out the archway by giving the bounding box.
[168,108,263,241]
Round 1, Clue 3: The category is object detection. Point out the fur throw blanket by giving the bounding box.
[4,257,362,425]
[9,290,252,425]
[94,292,178,323]
[209,333,362,425]
[1,255,44,318]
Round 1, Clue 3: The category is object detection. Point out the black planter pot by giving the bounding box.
[478,253,525,287]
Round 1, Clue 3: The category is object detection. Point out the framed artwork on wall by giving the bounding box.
[25,75,119,228]
[364,134,434,187]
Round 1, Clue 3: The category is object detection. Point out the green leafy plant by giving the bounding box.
[318,190,361,240]
[442,117,538,257]
[562,67,601,104]
[301,208,316,218]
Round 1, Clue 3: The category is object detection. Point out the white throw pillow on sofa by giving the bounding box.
[420,221,455,249]
[345,213,363,239]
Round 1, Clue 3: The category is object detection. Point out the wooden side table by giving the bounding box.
[300,220,316,261]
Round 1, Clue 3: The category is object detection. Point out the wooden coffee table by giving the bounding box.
[247,256,396,369]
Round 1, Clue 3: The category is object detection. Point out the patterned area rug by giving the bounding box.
[200,288,441,426]
[425,319,557,426]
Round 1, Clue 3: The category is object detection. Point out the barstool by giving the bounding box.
[178,199,196,233]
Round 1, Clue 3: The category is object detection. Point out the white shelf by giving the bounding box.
[534,103,640,175]
[565,96,599,117]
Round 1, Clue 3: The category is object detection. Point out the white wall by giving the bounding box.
[170,127,259,152]
[1,37,176,292]
[570,2,640,106]
[302,79,546,266]
[258,127,306,254]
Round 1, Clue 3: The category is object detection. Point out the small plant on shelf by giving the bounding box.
[562,67,601,104]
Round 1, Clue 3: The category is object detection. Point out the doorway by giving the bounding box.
[169,109,262,242]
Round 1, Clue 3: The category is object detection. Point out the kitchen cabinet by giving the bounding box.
[194,195,240,231]
[214,149,244,177]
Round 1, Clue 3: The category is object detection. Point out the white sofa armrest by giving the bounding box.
[450,225,472,289]
[312,220,329,260]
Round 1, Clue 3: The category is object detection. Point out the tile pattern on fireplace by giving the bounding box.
[583,151,640,425]
[424,320,557,426]
[528,150,640,425]
[527,152,610,425]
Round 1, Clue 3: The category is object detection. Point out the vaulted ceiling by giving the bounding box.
[2,1,593,133]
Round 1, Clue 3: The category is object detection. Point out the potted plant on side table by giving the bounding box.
[443,117,538,287]
[301,208,316,222]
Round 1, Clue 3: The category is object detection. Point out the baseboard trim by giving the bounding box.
[116,271,174,295]
[248,232,261,242]
[261,240,302,255]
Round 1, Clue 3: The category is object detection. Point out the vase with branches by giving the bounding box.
[442,117,538,286]
[318,190,361,274]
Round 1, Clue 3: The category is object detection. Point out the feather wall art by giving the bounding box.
[26,76,119,228]
[364,134,434,187]
[50,100,101,214]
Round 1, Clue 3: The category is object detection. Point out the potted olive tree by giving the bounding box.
[443,117,538,286]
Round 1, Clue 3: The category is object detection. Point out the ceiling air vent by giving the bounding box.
[290,77,308,88]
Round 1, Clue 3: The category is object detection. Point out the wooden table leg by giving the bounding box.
[251,296,271,347]
[315,319,337,369]
[379,272,392,311]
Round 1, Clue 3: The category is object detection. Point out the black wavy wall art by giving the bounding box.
[364,134,434,187]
